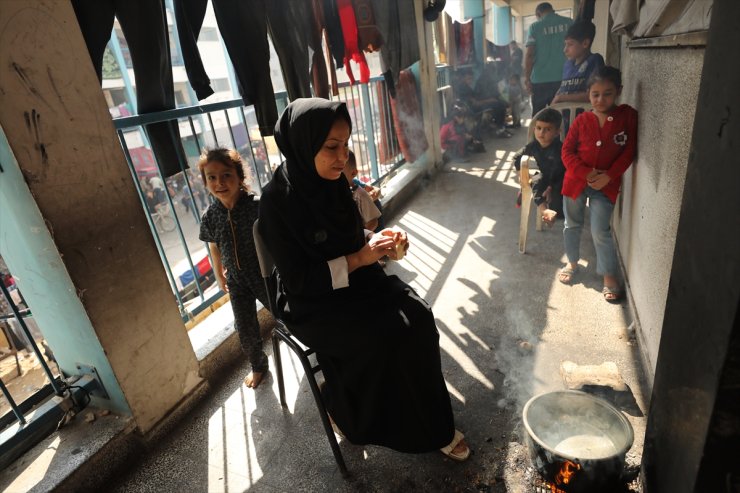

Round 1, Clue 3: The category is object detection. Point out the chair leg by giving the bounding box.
[519,162,533,253]
[271,332,287,408]
[303,367,349,477]
[519,187,532,254]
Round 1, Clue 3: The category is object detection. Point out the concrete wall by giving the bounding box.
[614,42,706,379]
[0,0,201,433]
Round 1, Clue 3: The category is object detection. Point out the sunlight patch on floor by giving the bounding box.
[397,211,460,298]
[3,436,60,493]
[207,349,307,492]
[444,378,466,405]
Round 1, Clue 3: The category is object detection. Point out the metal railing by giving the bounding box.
[113,77,404,323]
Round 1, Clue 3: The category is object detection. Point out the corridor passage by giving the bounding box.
[108,127,647,493]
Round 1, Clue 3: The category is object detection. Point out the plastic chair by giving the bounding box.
[518,102,592,254]
[251,219,348,477]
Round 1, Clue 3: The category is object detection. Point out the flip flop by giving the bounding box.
[440,429,470,462]
[559,265,578,285]
[602,285,623,303]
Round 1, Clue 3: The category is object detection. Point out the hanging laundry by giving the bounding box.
[72,0,188,178]
[389,69,428,163]
[173,0,214,100]
[337,0,370,84]
[265,0,313,101]
[455,19,475,65]
[323,0,346,70]
[174,0,278,136]
[375,83,394,164]
[370,0,419,96]
[309,0,331,99]
[352,0,383,52]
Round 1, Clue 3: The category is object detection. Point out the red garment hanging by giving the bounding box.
[337,0,370,84]
[389,69,428,163]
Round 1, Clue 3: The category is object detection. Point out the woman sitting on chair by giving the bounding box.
[258,98,470,461]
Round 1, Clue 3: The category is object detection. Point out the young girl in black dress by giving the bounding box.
[198,148,268,388]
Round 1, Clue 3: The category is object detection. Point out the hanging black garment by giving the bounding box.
[210,0,278,136]
[258,99,455,453]
[265,0,313,101]
[322,0,346,70]
[309,0,331,99]
[72,0,188,178]
[172,0,214,100]
[370,0,420,97]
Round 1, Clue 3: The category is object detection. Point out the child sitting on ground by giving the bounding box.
[559,66,638,303]
[440,103,485,161]
[343,151,381,232]
[198,148,269,389]
[551,20,604,105]
[513,108,565,225]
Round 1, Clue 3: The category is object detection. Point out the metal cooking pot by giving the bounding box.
[523,390,634,492]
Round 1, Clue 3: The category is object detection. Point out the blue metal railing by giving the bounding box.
[113,77,404,322]
[0,278,65,436]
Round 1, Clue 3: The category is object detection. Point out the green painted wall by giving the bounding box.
[0,125,130,415]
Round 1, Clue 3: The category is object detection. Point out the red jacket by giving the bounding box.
[440,120,465,155]
[561,104,638,203]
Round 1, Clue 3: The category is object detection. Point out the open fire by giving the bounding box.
[532,460,583,493]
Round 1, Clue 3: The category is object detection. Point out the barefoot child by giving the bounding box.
[559,66,638,302]
[513,108,565,224]
[198,148,269,388]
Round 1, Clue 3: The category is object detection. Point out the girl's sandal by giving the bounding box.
[440,429,471,462]
[559,266,578,285]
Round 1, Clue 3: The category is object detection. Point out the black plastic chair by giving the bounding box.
[252,219,348,476]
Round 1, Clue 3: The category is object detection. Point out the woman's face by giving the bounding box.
[314,118,351,180]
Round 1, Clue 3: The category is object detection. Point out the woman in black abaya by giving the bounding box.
[258,98,469,460]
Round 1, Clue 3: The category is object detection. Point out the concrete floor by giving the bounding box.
[105,127,649,493]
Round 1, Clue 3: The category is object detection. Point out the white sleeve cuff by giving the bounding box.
[327,256,349,290]
[363,229,374,241]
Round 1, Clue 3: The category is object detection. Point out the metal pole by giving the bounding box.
[0,377,25,425]
[119,130,187,314]
[109,29,137,114]
[360,82,380,181]
[0,283,63,396]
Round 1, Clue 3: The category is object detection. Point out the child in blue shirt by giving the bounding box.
[551,20,604,105]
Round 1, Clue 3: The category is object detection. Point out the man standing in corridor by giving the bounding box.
[524,2,573,115]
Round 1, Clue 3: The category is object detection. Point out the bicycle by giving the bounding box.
[151,202,176,233]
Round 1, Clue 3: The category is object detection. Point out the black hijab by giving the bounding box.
[267,98,364,260]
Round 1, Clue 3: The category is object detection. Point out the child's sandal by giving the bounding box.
[559,266,578,285]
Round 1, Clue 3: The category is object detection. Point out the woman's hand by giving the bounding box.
[347,232,395,272]
[379,227,409,260]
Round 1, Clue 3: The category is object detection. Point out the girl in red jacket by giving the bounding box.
[559,66,637,302]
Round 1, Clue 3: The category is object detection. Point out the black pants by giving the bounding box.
[533,176,564,217]
[482,100,508,127]
[230,277,270,373]
[531,81,562,116]
[72,0,187,178]
[174,0,314,135]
